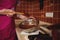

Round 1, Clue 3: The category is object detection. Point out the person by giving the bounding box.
[0,0,28,40]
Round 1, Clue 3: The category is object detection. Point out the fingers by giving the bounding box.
[18,15,28,21]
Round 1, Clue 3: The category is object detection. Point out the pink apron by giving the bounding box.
[0,16,17,40]
[0,0,16,9]
[0,0,17,40]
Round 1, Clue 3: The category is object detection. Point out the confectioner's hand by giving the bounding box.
[17,14,28,21]
[0,9,15,16]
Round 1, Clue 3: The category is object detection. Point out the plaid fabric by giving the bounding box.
[52,30,60,40]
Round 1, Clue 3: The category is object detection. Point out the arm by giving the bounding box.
[0,9,15,16]
[0,0,16,16]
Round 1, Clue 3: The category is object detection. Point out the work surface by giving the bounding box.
[15,19,52,40]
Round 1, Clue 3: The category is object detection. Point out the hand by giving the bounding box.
[0,9,15,16]
[17,15,28,21]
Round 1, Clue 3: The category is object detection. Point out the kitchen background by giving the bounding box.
[15,0,60,24]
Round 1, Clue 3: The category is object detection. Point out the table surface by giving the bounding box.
[15,20,52,40]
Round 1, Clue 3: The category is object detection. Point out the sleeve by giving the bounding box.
[0,0,16,10]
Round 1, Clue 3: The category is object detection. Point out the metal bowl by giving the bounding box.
[19,18,39,29]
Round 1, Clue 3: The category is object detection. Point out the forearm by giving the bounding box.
[0,9,15,16]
